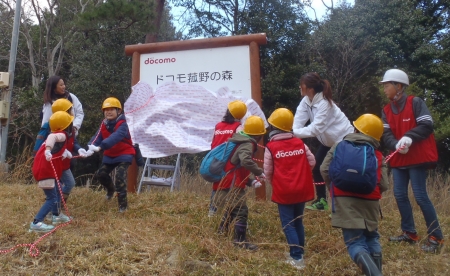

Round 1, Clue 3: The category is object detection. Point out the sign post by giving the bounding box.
[124,33,267,200]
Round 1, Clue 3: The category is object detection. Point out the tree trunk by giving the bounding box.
[145,0,165,43]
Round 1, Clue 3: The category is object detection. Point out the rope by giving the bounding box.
[0,156,74,257]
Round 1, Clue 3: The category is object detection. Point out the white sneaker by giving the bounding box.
[208,209,216,217]
[285,257,305,270]
[29,222,55,233]
[52,213,72,225]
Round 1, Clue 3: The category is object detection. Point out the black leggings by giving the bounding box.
[313,144,331,200]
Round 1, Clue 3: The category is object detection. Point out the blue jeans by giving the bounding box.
[392,167,443,240]
[34,182,61,223]
[60,169,75,195]
[342,228,381,262]
[278,203,305,260]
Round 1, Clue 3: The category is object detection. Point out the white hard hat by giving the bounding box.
[380,69,409,85]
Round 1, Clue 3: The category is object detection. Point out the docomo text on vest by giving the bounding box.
[215,129,234,135]
[275,149,304,158]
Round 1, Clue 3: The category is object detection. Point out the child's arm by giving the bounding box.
[236,143,263,177]
[45,133,66,149]
[379,158,389,193]
[304,144,316,170]
[263,148,274,183]
[98,121,129,150]
[320,143,336,187]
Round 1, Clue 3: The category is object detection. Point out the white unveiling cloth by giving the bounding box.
[124,81,267,158]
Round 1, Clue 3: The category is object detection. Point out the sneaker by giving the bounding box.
[208,209,217,217]
[305,198,328,211]
[389,232,419,244]
[421,236,444,253]
[285,257,305,270]
[106,191,115,200]
[233,240,258,251]
[119,206,127,213]
[29,222,55,233]
[52,213,72,225]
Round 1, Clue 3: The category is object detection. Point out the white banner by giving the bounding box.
[124,82,267,158]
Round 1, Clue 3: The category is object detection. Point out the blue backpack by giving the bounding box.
[200,141,239,183]
[329,140,378,194]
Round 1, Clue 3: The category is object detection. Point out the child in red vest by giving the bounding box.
[263,108,316,270]
[208,100,247,217]
[380,69,444,253]
[214,115,266,251]
[87,97,135,212]
[31,111,74,232]
[320,114,388,276]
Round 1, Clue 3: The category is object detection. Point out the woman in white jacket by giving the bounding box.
[41,76,84,135]
[293,72,353,211]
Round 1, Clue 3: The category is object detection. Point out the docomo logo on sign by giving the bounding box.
[215,129,234,135]
[275,149,304,158]
[144,57,176,65]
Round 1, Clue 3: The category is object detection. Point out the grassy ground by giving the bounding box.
[0,173,449,275]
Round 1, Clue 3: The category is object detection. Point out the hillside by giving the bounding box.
[0,175,449,275]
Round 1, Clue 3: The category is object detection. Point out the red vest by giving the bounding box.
[100,120,135,157]
[332,150,383,200]
[217,142,256,190]
[211,121,241,148]
[32,132,67,181]
[384,96,438,168]
[211,121,241,190]
[266,137,314,204]
[62,130,75,170]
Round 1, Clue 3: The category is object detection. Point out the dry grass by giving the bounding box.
[0,172,449,275]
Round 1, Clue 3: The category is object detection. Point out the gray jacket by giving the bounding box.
[320,133,389,231]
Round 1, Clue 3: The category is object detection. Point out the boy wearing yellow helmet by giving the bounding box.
[320,114,388,276]
[30,111,75,233]
[263,108,316,270]
[87,97,135,212]
[208,100,247,217]
[214,115,266,251]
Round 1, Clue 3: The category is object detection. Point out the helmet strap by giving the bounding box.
[391,82,404,101]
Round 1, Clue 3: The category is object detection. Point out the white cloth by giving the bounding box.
[41,92,84,132]
[124,82,268,158]
[293,92,354,147]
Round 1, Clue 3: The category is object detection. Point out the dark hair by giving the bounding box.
[222,110,236,123]
[300,72,333,106]
[43,75,69,104]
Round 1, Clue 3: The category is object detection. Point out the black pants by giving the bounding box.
[313,144,331,200]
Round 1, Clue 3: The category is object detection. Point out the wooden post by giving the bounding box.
[127,51,141,193]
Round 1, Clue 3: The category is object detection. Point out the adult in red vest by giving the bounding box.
[381,69,443,254]
[208,100,247,217]
[264,108,316,270]
[321,114,388,276]
[88,97,135,213]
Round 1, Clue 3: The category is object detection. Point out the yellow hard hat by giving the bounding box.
[52,99,73,113]
[49,111,74,132]
[268,108,294,132]
[228,100,247,120]
[102,97,122,110]
[243,115,266,136]
[353,114,384,141]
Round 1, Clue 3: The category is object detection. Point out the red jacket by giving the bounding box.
[266,137,314,204]
[32,132,67,181]
[100,120,135,157]
[384,96,438,168]
[332,150,383,200]
[211,121,241,190]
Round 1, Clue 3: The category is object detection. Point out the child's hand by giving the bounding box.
[88,145,100,152]
[78,148,88,158]
[251,180,262,188]
[45,150,52,161]
[62,149,73,159]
